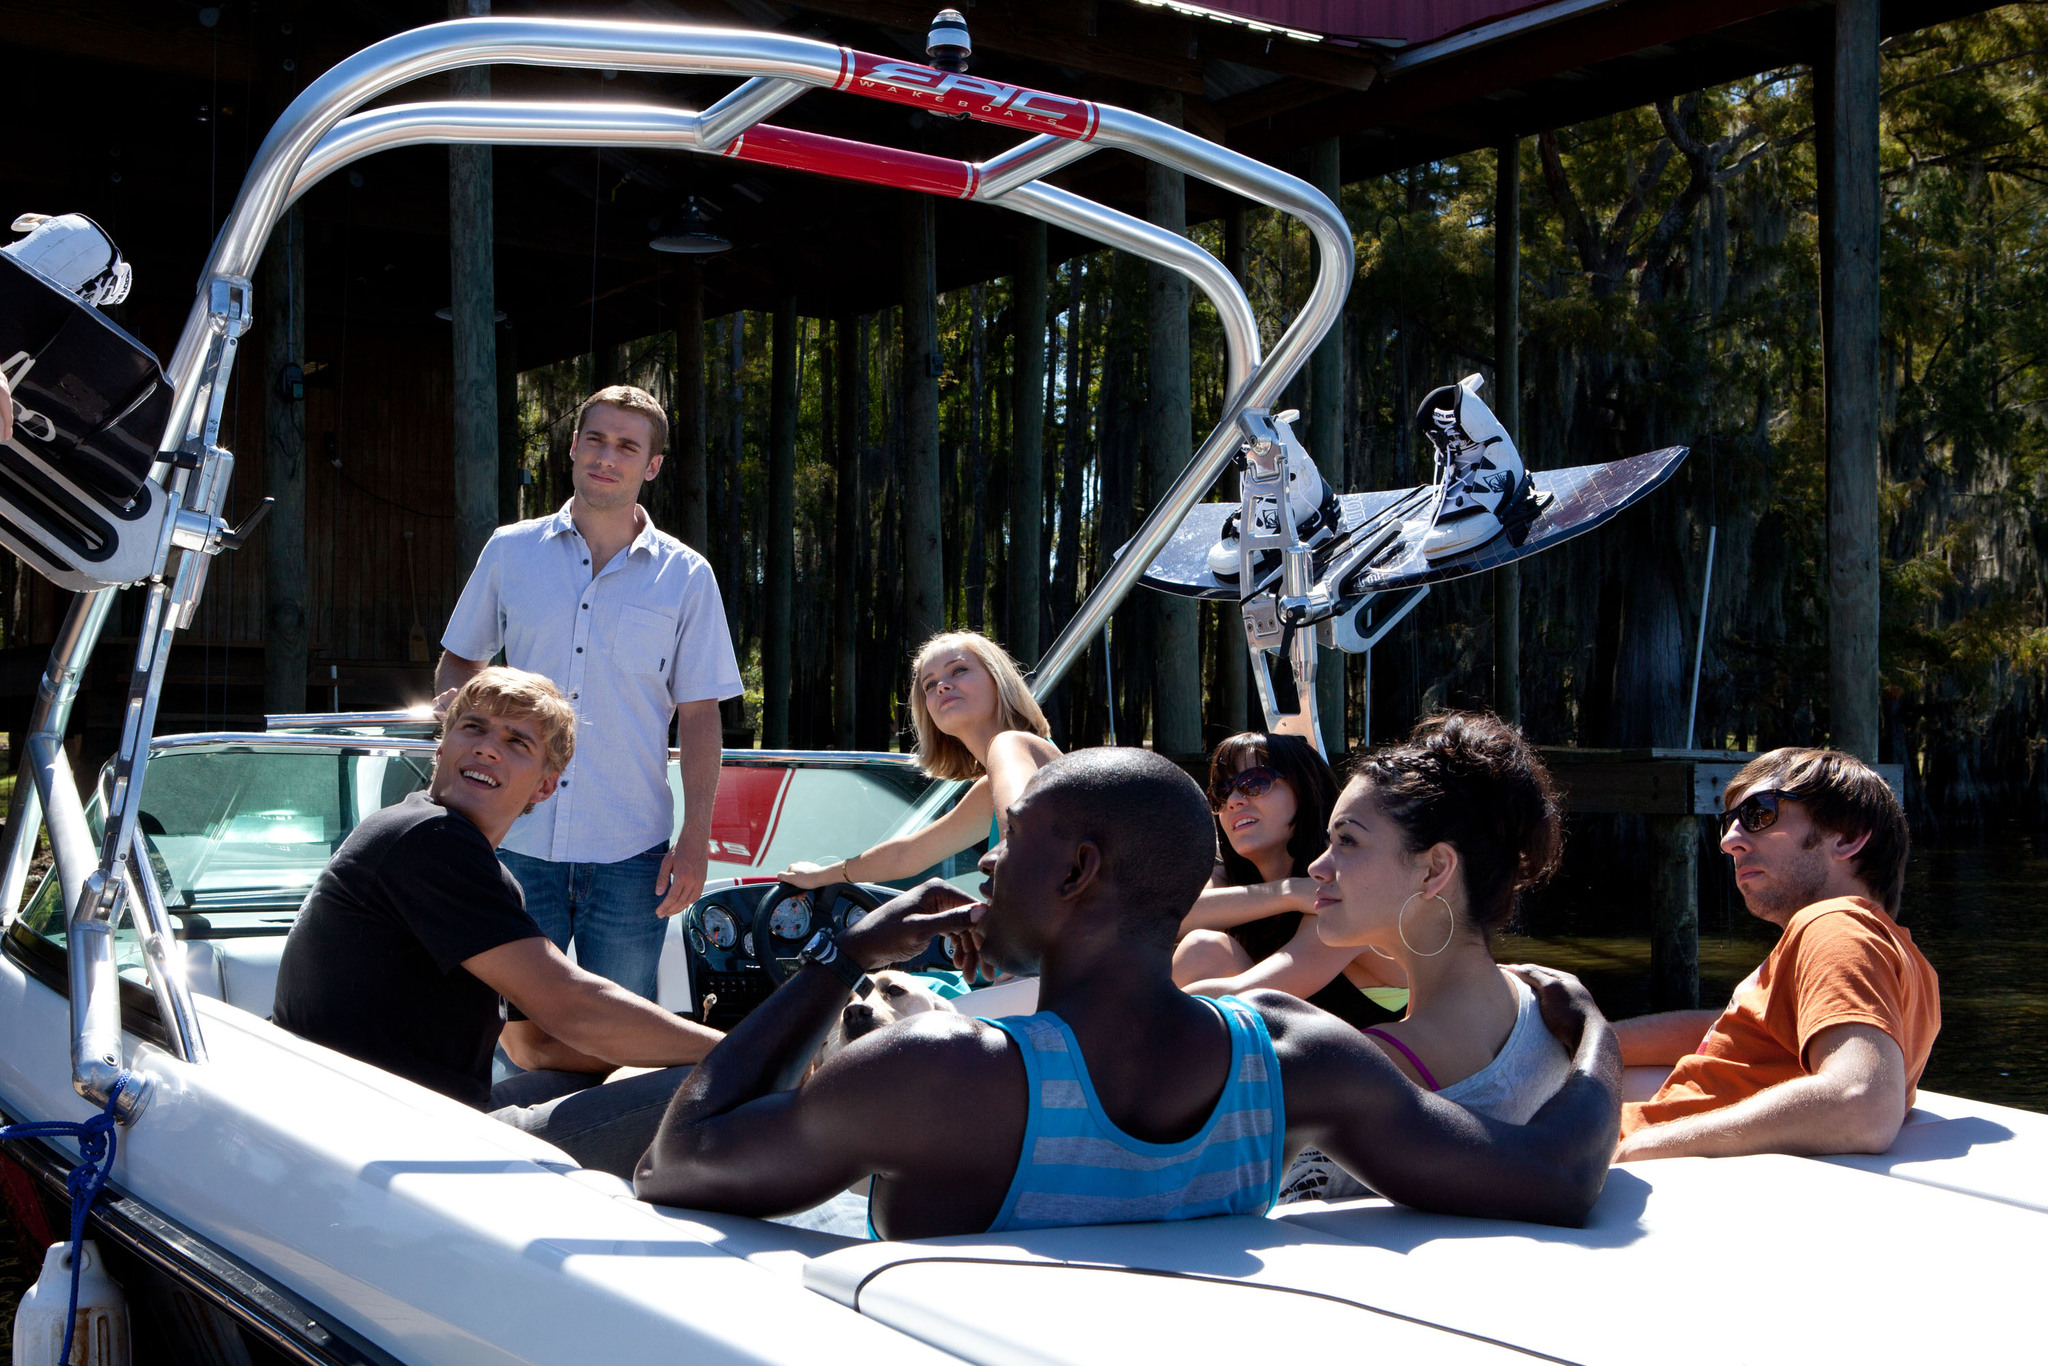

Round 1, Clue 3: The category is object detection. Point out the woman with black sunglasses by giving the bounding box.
[1172,732,1409,1031]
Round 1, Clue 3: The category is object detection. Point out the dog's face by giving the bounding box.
[842,969,955,1041]
[811,970,957,1075]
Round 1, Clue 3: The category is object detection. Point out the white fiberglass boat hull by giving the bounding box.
[0,947,953,1366]
[8,940,2045,1365]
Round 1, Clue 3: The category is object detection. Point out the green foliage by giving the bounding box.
[1303,7,2048,813]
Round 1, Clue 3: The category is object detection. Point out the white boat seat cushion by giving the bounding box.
[209,936,289,1018]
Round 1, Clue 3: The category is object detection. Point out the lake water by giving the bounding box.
[1501,828,2048,1113]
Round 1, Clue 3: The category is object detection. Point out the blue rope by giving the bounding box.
[0,1070,134,1366]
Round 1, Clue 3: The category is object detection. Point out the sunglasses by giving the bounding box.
[1211,765,1283,812]
[1718,788,1808,838]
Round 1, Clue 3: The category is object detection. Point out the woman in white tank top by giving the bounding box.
[1278,712,1572,1204]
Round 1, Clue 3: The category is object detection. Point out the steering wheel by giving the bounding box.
[751,880,888,985]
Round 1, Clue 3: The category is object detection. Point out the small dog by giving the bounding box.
[808,970,957,1076]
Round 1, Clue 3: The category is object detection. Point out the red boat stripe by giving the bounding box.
[724,124,977,199]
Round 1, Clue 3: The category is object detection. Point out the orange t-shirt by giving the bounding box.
[1620,896,1940,1138]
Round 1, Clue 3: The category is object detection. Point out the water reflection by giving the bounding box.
[1503,828,2047,1114]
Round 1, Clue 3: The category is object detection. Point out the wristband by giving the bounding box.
[798,929,869,993]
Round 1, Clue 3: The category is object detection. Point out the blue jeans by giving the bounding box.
[500,845,669,1000]
[489,1065,691,1181]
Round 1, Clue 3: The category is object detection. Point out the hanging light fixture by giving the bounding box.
[649,197,730,254]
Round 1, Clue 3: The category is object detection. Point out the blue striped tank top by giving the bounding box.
[980,995,1286,1232]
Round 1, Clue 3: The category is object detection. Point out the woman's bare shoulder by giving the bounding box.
[990,730,1062,764]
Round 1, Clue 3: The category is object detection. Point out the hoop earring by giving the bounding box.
[1398,892,1455,958]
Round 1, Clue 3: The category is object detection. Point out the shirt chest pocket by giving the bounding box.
[611,604,677,678]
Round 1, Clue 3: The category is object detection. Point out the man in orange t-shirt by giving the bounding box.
[1615,748,1939,1161]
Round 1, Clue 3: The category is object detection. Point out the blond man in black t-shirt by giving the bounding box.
[275,667,719,1175]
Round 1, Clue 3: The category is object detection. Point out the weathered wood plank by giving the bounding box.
[1650,814,1701,1009]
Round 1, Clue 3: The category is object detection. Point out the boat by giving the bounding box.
[3,15,2041,1364]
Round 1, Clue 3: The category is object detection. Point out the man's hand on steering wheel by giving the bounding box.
[840,877,984,974]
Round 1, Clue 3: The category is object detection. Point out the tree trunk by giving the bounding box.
[902,199,944,647]
[834,317,860,747]
[1216,205,1251,737]
[262,208,308,714]
[1306,139,1346,754]
[764,302,797,748]
[1493,137,1523,727]
[967,285,988,633]
[1010,221,1047,665]
[1147,94,1200,757]
[1049,261,1088,743]
[1101,254,1148,743]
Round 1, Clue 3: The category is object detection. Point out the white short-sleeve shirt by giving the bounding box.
[441,501,742,864]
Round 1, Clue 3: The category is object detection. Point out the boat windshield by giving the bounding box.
[15,744,940,948]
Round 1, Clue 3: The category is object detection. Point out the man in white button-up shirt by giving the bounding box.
[438,385,742,1001]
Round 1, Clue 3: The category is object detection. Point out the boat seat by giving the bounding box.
[171,935,288,1018]
[174,938,226,1001]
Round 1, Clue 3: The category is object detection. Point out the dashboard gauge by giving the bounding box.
[699,905,738,951]
[838,902,868,934]
[769,895,812,940]
[687,928,707,957]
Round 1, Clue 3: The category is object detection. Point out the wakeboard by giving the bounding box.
[1136,446,1687,602]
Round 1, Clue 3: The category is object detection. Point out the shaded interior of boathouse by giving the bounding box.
[2,1,2038,1027]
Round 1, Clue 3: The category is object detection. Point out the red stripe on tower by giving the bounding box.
[725,125,977,199]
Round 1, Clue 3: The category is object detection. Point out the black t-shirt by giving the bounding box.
[273,791,543,1108]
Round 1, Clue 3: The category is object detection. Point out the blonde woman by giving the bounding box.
[778,632,1062,889]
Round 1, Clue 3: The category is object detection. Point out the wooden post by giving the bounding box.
[261,207,308,714]
[1010,221,1047,664]
[1493,137,1523,727]
[1306,139,1346,755]
[902,198,944,646]
[1217,204,1251,736]
[764,302,798,748]
[674,262,709,552]
[1147,94,1200,757]
[720,315,746,738]
[834,316,860,748]
[723,316,746,641]
[1650,815,1701,1009]
[1820,0,1882,763]
[448,0,497,577]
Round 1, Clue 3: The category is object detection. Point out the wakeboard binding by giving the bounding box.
[1206,408,1341,582]
[1414,373,1534,559]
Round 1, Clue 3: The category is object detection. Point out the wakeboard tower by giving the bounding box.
[1134,370,1685,750]
[0,11,1356,1125]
